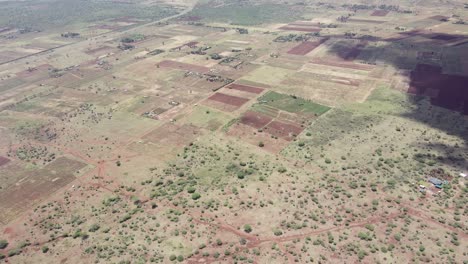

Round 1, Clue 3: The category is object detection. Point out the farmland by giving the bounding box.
[0,0,467,263]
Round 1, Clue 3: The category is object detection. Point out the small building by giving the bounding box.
[459,173,466,178]
[428,177,447,189]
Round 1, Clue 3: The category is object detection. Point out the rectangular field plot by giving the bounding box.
[258,91,330,115]
[143,123,202,147]
[158,60,211,74]
[347,18,386,24]
[242,66,295,86]
[239,110,273,129]
[264,120,304,141]
[179,106,232,131]
[226,122,290,153]
[0,157,86,224]
[206,92,250,109]
[226,83,264,94]
[279,26,321,32]
[226,91,329,151]
[287,39,328,55]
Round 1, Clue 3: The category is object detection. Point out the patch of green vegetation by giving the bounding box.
[188,4,303,25]
[258,91,330,115]
[121,34,145,43]
[0,0,179,30]
[0,240,8,249]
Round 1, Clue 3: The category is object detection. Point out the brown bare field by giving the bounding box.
[287,39,328,55]
[239,110,273,129]
[347,18,386,24]
[264,120,303,141]
[207,92,249,107]
[226,83,264,94]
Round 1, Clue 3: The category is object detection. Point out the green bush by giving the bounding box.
[0,240,8,249]
[191,193,201,200]
[89,224,100,232]
[187,186,196,193]
[42,246,49,253]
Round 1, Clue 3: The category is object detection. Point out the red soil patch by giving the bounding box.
[264,120,303,141]
[279,26,321,32]
[408,64,468,114]
[208,93,249,107]
[158,60,210,74]
[287,38,328,55]
[371,10,389,16]
[240,111,273,129]
[347,18,385,24]
[0,156,10,166]
[227,83,264,94]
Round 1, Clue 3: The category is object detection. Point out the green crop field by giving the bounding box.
[188,3,303,25]
[257,91,331,115]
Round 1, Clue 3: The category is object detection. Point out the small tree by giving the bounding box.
[0,240,8,249]
[243,224,252,233]
[42,246,49,253]
[191,193,201,200]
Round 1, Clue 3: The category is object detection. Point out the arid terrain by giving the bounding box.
[0,0,467,263]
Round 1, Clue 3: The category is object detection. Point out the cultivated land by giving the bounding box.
[0,0,467,263]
